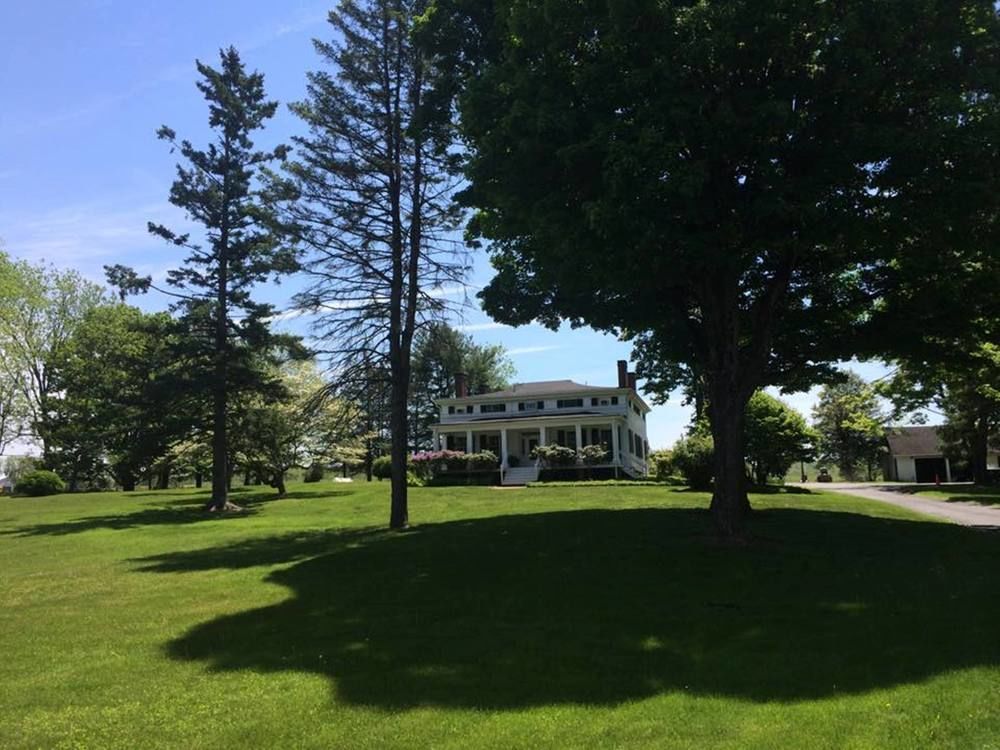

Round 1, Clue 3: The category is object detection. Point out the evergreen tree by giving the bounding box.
[285,0,467,528]
[112,48,298,510]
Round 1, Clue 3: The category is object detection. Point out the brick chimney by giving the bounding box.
[454,372,468,398]
[617,360,628,388]
[628,372,637,391]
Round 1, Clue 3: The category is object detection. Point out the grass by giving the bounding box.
[1,481,998,749]
[895,483,1000,507]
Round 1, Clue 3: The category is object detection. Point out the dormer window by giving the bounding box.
[518,401,545,411]
[557,398,583,409]
[480,403,506,413]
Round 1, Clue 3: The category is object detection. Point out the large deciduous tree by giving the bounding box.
[813,373,887,482]
[42,305,185,492]
[428,0,1000,536]
[0,253,108,457]
[744,392,814,486]
[285,0,467,528]
[121,48,298,511]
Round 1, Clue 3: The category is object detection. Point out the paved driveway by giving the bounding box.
[799,482,1000,528]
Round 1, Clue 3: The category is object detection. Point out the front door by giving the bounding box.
[524,437,539,457]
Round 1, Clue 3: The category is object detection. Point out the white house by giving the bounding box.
[883,425,1000,483]
[431,360,651,485]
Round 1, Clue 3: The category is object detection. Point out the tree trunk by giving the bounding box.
[389,369,410,529]
[971,414,991,485]
[120,471,136,492]
[156,464,170,490]
[271,471,287,497]
[708,392,752,537]
[194,471,203,489]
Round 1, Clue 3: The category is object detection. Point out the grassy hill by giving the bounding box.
[1,481,997,749]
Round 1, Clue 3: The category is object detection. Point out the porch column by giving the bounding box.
[575,423,583,464]
[437,432,445,451]
[500,428,509,469]
[466,429,473,453]
[945,457,952,483]
[611,423,620,464]
[539,426,547,447]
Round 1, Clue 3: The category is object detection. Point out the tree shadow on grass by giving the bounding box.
[148,507,1000,708]
[1,490,354,537]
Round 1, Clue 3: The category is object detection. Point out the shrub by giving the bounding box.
[578,444,609,465]
[15,470,66,497]
[467,450,499,471]
[411,450,466,479]
[671,433,714,489]
[372,455,392,480]
[533,444,578,467]
[648,449,673,480]
[304,463,325,483]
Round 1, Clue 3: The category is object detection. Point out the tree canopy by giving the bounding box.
[427,0,1000,535]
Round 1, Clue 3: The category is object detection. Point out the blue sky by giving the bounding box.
[0,1,897,448]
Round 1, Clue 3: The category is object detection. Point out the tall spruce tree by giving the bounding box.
[116,48,298,511]
[286,0,467,528]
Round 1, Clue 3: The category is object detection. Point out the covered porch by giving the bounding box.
[432,416,644,476]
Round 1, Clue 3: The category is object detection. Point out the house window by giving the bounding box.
[480,403,506,413]
[518,401,545,412]
[557,398,583,408]
[480,434,501,454]
[628,430,634,454]
[611,396,619,405]
[448,406,455,415]
[591,397,599,406]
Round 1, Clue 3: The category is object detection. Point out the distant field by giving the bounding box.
[1,481,997,749]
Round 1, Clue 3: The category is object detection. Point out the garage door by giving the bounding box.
[914,457,947,483]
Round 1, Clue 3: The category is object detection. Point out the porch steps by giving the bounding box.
[502,465,540,486]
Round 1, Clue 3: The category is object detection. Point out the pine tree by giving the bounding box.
[116,48,298,511]
[285,0,467,528]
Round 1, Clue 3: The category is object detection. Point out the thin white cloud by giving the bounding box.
[507,345,562,356]
[455,321,511,332]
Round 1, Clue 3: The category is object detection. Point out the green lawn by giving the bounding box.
[1,482,998,749]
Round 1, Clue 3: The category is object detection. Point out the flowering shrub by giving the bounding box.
[578,444,609,465]
[467,451,499,470]
[410,449,499,478]
[532,444,578,467]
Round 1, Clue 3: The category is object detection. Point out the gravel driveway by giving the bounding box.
[800,482,1000,528]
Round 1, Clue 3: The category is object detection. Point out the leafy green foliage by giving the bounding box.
[0,253,109,456]
[532,444,577,467]
[428,0,1000,535]
[813,373,887,481]
[15,469,65,497]
[744,392,815,485]
[670,433,715,490]
[42,304,186,491]
[578,444,609,466]
[648,450,673,481]
[372,456,393,481]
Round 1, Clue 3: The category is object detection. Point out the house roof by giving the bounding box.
[466,379,621,399]
[885,426,944,457]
